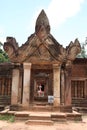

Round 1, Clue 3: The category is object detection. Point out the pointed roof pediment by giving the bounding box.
[22,34,66,63]
[4,10,81,64]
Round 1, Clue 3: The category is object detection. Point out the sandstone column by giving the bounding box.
[22,63,31,107]
[65,67,71,105]
[11,69,20,105]
[18,69,23,104]
[61,69,65,105]
[53,64,60,106]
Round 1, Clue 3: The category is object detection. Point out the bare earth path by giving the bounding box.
[0,116,87,130]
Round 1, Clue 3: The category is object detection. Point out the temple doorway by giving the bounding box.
[30,66,53,104]
[34,73,49,102]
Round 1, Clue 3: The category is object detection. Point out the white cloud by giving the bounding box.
[0,37,5,44]
[27,0,85,35]
[46,0,85,28]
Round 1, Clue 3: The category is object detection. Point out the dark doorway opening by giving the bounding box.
[41,84,44,91]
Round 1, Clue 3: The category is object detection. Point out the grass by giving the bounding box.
[0,114,15,122]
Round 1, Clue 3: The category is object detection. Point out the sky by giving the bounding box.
[0,0,87,48]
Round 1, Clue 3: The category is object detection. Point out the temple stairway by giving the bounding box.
[4,98,82,124]
[0,101,82,125]
[0,109,82,125]
[7,103,82,125]
[29,102,56,112]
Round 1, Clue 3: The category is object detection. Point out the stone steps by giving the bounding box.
[0,103,82,124]
[13,111,82,125]
[15,112,66,125]
[29,113,51,120]
[29,105,54,112]
[0,110,82,125]
[15,112,29,121]
[26,111,53,125]
[25,119,53,125]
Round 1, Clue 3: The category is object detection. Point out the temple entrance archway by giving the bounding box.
[30,64,53,104]
[34,73,49,102]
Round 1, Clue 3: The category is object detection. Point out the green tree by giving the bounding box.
[77,37,87,58]
[0,41,9,62]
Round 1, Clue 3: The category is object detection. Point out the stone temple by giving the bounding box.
[1,10,82,112]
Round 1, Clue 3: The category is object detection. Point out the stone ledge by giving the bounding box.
[51,113,67,122]
[66,112,82,121]
[14,112,29,121]
[25,120,54,125]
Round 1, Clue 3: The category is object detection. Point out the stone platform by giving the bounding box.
[0,110,82,125]
[10,103,72,113]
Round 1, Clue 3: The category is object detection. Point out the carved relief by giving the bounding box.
[3,10,81,65]
[4,37,19,61]
[65,39,81,66]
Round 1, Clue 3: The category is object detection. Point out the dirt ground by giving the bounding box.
[0,115,87,130]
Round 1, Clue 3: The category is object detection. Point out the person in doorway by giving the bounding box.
[37,84,44,97]
[37,84,42,97]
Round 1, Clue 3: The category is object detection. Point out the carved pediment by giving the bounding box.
[65,39,81,66]
[3,10,81,65]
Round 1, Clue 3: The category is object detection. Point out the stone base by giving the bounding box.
[10,104,72,113]
[10,104,22,111]
[53,98,60,107]
[60,105,72,113]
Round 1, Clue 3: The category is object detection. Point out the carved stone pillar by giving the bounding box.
[53,64,60,106]
[18,69,23,104]
[22,63,31,107]
[11,69,20,105]
[65,67,72,105]
[60,69,65,105]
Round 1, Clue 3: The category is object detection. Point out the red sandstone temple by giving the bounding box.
[0,10,87,112]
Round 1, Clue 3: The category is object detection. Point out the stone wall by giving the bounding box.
[71,58,87,107]
[71,58,87,77]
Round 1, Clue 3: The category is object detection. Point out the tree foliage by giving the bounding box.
[0,42,9,63]
[77,37,87,58]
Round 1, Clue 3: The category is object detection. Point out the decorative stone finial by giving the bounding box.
[35,9,50,34]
